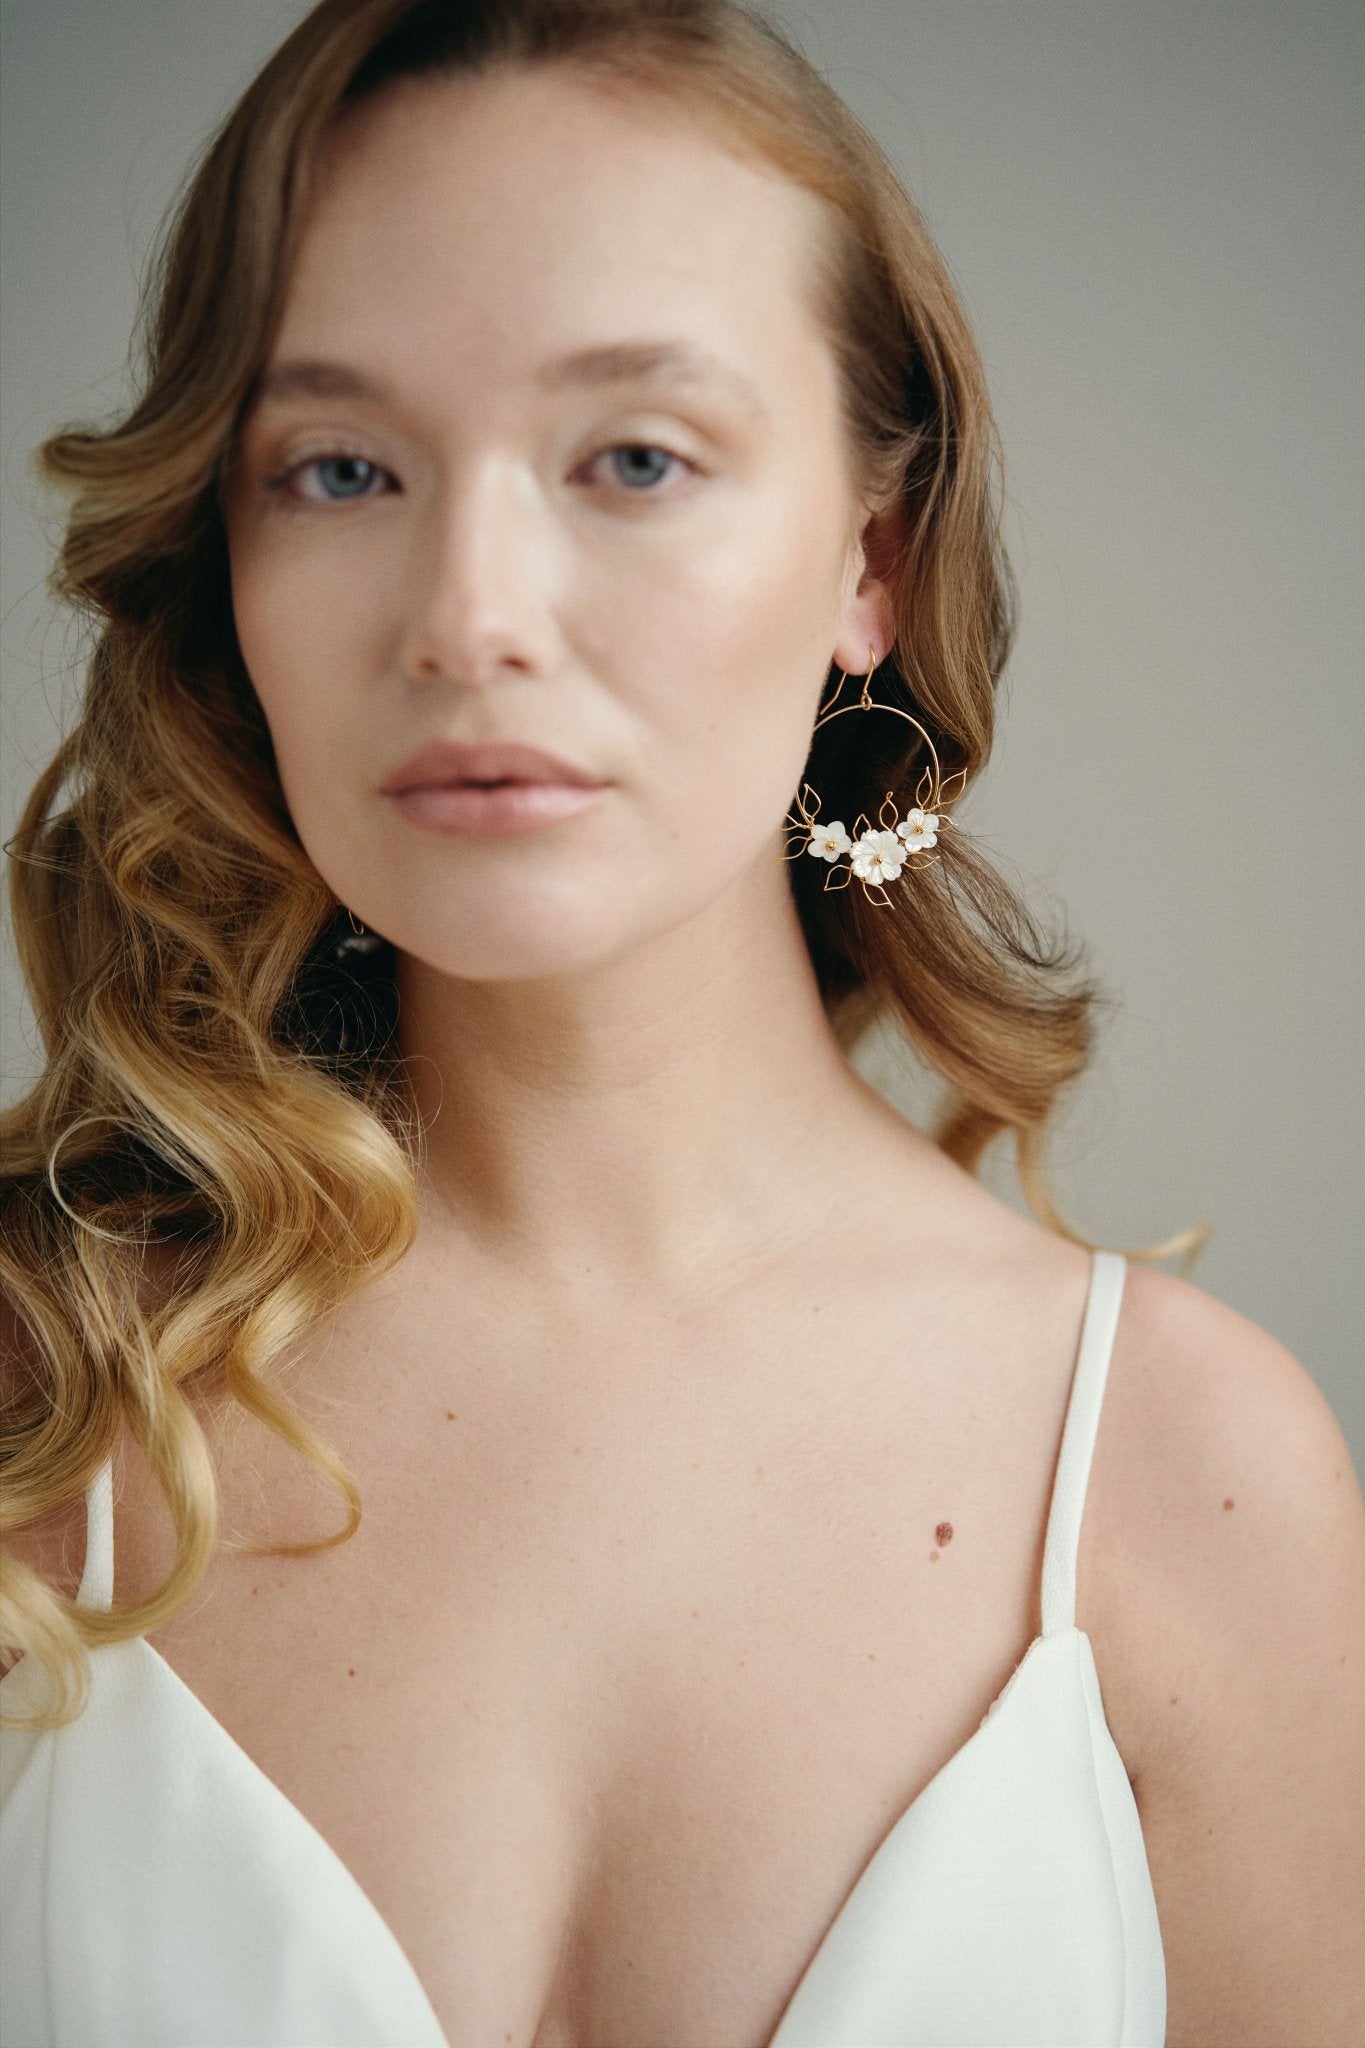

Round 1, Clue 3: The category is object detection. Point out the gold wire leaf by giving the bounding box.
[938,766,968,807]
[851,812,873,840]
[823,865,853,892]
[876,792,899,831]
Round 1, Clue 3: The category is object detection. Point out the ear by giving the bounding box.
[833,494,904,676]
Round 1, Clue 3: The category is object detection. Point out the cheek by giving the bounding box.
[626,516,842,862]
[230,547,295,724]
[228,549,362,828]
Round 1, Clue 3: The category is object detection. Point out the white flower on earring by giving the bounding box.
[896,808,940,852]
[850,828,907,884]
[808,820,853,861]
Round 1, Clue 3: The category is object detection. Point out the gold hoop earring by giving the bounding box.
[781,645,967,909]
[334,905,381,958]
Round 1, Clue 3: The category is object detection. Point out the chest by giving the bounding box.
[120,1263,1124,2047]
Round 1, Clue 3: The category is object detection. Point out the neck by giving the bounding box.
[393,857,920,1296]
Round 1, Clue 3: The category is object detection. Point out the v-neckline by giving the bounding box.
[118,1623,1076,2048]
[12,1249,1121,2040]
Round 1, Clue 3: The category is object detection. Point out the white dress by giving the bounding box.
[0,1248,1165,2046]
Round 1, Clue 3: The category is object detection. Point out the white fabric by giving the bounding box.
[0,1248,1165,2047]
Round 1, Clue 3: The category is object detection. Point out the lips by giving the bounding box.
[380,738,606,795]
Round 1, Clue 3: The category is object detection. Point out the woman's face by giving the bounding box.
[224,64,891,980]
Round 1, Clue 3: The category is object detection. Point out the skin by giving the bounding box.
[8,61,1362,2048]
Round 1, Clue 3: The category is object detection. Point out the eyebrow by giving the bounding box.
[246,341,769,424]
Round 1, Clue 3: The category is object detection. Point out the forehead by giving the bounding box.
[269,65,838,421]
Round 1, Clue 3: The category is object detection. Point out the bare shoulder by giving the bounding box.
[1095,1260,1365,2047]
[1098,1261,1363,1675]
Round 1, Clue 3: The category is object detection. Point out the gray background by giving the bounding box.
[2,1,1360,1474]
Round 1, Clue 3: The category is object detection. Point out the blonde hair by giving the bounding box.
[0,0,1203,1729]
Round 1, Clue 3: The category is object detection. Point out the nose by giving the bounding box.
[397,457,563,690]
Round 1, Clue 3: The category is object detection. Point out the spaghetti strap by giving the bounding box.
[1039,1249,1127,1638]
[2,1255,1167,2048]
[76,1455,115,1614]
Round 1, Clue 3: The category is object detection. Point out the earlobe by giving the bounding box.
[839,498,903,662]
[831,494,903,678]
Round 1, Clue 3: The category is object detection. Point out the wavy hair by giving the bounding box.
[0,0,1204,1729]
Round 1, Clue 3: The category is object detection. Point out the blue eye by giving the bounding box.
[266,442,689,507]
[603,444,682,491]
[269,453,387,503]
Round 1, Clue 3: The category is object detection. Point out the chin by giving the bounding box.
[387,896,656,985]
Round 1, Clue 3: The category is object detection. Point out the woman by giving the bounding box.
[2,1,1361,2043]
